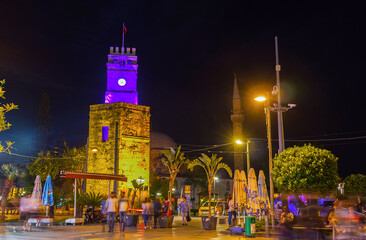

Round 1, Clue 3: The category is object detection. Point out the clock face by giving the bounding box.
[118,78,126,86]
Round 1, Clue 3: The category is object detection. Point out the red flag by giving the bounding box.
[123,25,127,35]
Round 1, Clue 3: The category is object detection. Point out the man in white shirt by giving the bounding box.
[104,192,118,233]
[119,191,129,232]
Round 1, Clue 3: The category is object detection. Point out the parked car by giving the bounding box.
[199,201,227,216]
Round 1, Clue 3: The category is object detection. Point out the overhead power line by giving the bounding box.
[3,152,84,160]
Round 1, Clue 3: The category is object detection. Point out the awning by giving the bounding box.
[60,171,127,182]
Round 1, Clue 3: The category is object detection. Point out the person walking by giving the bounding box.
[227,195,234,228]
[118,191,129,232]
[153,198,162,228]
[104,192,118,233]
[142,198,154,229]
[280,205,294,239]
[179,197,189,225]
[100,195,108,231]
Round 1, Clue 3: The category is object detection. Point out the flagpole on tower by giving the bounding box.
[122,22,126,65]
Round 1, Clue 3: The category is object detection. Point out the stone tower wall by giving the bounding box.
[86,102,150,195]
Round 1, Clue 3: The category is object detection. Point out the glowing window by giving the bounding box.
[102,126,109,142]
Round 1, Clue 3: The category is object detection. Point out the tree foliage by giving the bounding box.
[161,145,188,215]
[0,80,18,153]
[343,174,366,195]
[273,144,340,194]
[150,171,170,199]
[188,153,232,217]
[1,164,22,220]
[129,179,144,213]
[27,145,86,181]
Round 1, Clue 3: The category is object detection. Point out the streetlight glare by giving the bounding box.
[255,96,266,102]
[91,148,98,152]
[235,140,243,145]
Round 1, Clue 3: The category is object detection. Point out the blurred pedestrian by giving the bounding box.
[163,197,172,216]
[142,197,153,229]
[153,198,162,228]
[179,197,189,225]
[227,195,234,228]
[280,205,294,239]
[104,192,118,233]
[118,191,129,232]
[100,195,108,232]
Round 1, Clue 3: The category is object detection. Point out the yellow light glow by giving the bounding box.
[91,148,98,152]
[255,96,266,102]
[235,140,243,145]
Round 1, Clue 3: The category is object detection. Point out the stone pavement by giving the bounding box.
[0,217,278,240]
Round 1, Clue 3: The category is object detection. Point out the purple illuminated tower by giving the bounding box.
[105,47,138,104]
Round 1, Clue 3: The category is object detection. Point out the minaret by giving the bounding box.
[231,75,244,170]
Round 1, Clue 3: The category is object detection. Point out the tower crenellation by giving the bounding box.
[109,46,137,56]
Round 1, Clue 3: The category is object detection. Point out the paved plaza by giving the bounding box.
[0,217,278,240]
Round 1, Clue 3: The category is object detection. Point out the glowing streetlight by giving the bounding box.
[91,148,98,152]
[255,94,275,229]
[235,140,243,145]
[254,96,267,102]
[235,139,251,178]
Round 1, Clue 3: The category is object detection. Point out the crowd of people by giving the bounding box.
[101,192,191,232]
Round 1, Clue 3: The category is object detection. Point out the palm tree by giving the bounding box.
[161,145,187,216]
[129,179,144,214]
[188,153,232,218]
[1,164,21,220]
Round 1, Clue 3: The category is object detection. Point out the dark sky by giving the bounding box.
[0,0,365,178]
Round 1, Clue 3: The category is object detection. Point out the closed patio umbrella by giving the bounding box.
[30,175,42,211]
[233,170,241,209]
[247,168,260,215]
[42,175,54,217]
[258,170,270,215]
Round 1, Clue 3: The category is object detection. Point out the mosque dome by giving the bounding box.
[150,131,177,150]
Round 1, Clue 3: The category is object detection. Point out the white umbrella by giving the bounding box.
[30,175,42,210]
[247,168,260,216]
[235,170,247,225]
[233,170,241,208]
[258,170,270,215]
[239,170,247,208]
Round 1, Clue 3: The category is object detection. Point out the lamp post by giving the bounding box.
[255,95,275,229]
[214,176,218,216]
[235,139,251,178]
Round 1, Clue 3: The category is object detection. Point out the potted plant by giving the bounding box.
[126,179,143,226]
[159,146,187,227]
[188,153,232,230]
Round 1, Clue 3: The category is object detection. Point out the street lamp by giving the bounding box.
[137,178,145,184]
[255,95,275,229]
[214,176,219,216]
[235,139,251,179]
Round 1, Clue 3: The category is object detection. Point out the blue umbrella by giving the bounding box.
[42,175,54,207]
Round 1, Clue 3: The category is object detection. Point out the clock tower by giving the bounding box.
[105,47,138,104]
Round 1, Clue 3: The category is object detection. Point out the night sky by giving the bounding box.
[1,1,365,178]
